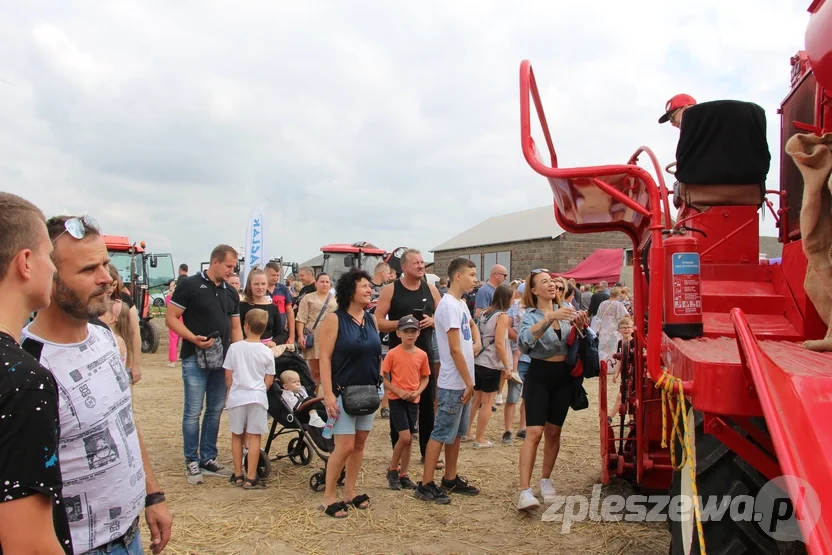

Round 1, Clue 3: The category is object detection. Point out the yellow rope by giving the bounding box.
[656,372,707,554]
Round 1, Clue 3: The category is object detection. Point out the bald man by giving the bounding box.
[474,265,508,319]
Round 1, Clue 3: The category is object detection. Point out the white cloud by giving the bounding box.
[0,0,811,272]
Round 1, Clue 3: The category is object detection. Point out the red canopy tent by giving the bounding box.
[554,248,624,285]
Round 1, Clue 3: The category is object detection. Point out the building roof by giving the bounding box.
[299,253,325,268]
[431,205,565,252]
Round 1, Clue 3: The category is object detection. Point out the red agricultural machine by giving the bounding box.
[520,2,831,554]
[104,235,175,354]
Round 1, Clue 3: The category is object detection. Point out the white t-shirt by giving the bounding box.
[434,294,475,390]
[223,341,276,410]
[21,322,145,554]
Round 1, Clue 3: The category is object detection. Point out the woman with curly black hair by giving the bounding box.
[317,268,383,518]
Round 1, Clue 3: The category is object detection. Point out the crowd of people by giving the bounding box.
[0,190,637,553]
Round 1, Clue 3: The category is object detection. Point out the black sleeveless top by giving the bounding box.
[387,279,435,363]
[331,308,382,393]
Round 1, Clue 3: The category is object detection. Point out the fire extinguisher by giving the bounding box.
[663,231,703,339]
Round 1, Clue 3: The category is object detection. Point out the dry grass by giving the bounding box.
[134,323,669,554]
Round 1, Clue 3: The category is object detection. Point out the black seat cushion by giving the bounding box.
[675,100,771,186]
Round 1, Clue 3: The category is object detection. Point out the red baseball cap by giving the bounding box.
[658,94,696,123]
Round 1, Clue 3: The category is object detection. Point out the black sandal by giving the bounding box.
[320,501,349,518]
[229,474,244,487]
[243,477,266,490]
[346,493,370,509]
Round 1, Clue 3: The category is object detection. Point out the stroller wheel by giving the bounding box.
[309,472,325,492]
[288,437,312,466]
[242,448,272,480]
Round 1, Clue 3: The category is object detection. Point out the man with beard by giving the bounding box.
[375,249,442,466]
[22,215,172,555]
[0,193,70,554]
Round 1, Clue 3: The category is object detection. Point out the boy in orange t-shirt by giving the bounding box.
[383,315,431,490]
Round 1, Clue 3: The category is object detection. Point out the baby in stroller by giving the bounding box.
[279,370,327,428]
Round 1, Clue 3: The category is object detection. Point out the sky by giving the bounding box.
[0,0,814,272]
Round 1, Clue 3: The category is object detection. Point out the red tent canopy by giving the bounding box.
[554,248,624,285]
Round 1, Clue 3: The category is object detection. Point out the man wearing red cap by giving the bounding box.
[658,93,696,128]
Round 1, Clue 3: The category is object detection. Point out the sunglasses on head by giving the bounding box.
[531,268,549,275]
[52,216,99,243]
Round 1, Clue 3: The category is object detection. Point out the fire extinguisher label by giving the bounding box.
[672,253,701,316]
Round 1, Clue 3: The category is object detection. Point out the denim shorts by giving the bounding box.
[430,387,471,444]
[506,360,530,404]
[331,394,375,435]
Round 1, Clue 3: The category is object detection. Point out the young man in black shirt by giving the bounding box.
[0,193,71,554]
[167,245,243,484]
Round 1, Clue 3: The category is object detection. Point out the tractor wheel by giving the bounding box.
[669,409,808,555]
[140,320,160,354]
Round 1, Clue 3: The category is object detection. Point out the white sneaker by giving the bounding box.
[517,488,540,511]
[540,478,557,504]
[495,394,503,405]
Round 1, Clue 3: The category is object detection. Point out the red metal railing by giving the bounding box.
[731,308,830,554]
[628,147,673,230]
[520,59,688,394]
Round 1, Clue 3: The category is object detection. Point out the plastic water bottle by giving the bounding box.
[322,415,336,439]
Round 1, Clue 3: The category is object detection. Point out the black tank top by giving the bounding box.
[388,279,435,362]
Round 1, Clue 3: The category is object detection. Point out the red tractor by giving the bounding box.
[520,1,831,553]
[320,242,390,282]
[104,235,175,354]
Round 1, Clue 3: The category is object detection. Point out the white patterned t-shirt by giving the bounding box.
[21,322,146,554]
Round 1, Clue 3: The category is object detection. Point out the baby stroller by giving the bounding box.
[253,348,344,491]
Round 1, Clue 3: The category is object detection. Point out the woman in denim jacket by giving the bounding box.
[515,269,588,511]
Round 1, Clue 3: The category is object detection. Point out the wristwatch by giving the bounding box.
[145,491,166,507]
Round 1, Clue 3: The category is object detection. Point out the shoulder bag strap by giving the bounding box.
[312,293,333,331]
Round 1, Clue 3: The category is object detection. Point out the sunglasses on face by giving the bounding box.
[52,216,99,243]
[555,286,564,292]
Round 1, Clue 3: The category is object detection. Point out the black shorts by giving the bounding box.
[389,398,419,434]
[474,364,502,393]
[522,359,573,427]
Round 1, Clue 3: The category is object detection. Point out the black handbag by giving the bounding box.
[339,384,381,416]
[571,377,589,411]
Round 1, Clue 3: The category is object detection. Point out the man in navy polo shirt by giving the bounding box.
[166,245,243,484]
[265,261,296,345]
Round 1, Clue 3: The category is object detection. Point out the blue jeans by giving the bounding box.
[83,533,143,555]
[431,387,471,444]
[182,356,227,463]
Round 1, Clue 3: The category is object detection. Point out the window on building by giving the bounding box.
[483,253,497,276]
[497,251,511,279]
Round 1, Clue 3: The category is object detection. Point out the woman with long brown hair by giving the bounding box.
[516,269,587,511]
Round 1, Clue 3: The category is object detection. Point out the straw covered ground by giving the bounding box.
[133,323,669,554]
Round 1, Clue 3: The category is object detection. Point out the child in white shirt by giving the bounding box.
[280,370,326,428]
[224,309,276,489]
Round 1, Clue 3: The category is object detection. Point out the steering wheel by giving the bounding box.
[665,162,677,175]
